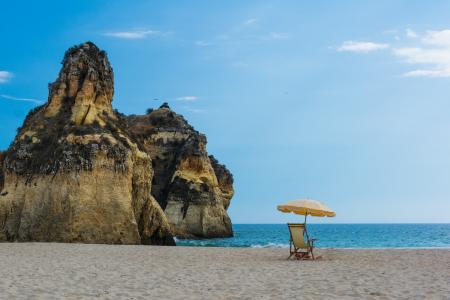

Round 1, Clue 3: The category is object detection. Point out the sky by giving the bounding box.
[1,0,450,223]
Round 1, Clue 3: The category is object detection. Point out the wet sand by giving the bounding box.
[0,243,448,299]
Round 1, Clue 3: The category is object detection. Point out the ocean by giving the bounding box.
[176,224,450,248]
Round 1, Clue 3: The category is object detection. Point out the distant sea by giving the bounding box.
[176,224,450,248]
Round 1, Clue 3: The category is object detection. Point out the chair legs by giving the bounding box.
[287,248,315,260]
[310,247,315,260]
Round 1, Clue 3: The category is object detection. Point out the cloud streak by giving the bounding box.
[0,71,13,83]
[194,18,291,49]
[267,32,290,40]
[1,94,44,104]
[184,107,206,113]
[337,41,390,53]
[401,69,450,78]
[104,30,166,39]
[195,40,212,47]
[176,96,198,101]
[243,18,257,26]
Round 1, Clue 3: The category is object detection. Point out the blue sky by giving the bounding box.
[1,1,450,223]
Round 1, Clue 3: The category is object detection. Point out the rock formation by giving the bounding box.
[0,42,174,245]
[0,42,234,242]
[127,106,234,238]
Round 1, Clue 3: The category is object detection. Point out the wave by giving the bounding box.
[250,242,289,248]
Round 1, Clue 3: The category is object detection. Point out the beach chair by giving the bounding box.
[287,223,316,260]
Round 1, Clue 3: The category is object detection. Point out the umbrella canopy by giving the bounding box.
[277,199,336,217]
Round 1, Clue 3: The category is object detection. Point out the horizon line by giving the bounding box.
[232,222,450,225]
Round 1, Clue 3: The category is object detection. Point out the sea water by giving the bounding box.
[176,224,450,248]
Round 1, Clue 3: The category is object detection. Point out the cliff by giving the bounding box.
[0,42,234,242]
[0,42,174,245]
[127,105,234,238]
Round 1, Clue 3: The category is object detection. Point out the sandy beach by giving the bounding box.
[0,244,448,299]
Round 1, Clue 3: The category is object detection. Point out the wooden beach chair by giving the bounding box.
[287,223,316,260]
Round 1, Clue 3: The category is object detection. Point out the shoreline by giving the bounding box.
[2,242,450,249]
[0,243,448,299]
[183,245,450,249]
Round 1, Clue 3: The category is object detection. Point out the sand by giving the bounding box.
[0,244,448,299]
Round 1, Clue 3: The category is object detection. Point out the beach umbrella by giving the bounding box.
[278,200,335,259]
[277,199,336,223]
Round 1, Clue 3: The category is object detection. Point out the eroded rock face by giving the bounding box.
[127,105,234,238]
[0,152,4,193]
[0,42,174,245]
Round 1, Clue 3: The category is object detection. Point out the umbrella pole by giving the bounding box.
[304,213,311,248]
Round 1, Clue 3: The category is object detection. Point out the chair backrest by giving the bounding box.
[288,223,308,249]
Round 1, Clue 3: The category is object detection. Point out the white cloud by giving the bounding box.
[393,47,450,77]
[392,29,450,78]
[267,32,290,40]
[243,18,257,26]
[176,96,198,101]
[0,71,13,83]
[104,30,164,39]
[195,40,212,47]
[337,41,390,53]
[0,94,43,104]
[338,29,450,78]
[406,29,418,38]
[402,69,450,78]
[421,29,450,46]
[393,47,450,64]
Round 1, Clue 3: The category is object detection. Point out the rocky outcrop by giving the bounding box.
[0,42,174,245]
[0,152,4,193]
[127,105,234,238]
[0,42,234,242]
